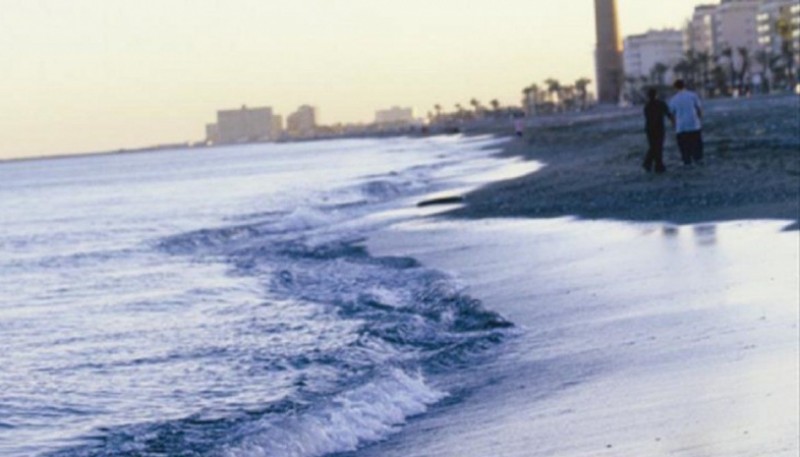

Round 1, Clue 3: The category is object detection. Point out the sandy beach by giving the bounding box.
[355,94,799,456]
[365,218,798,457]
[451,94,799,228]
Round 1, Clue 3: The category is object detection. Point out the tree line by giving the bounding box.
[626,45,796,104]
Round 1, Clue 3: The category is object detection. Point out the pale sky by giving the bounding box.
[0,0,712,159]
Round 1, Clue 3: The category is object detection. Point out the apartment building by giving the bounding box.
[287,105,318,137]
[623,29,685,82]
[714,0,761,54]
[758,0,800,64]
[374,106,414,125]
[208,105,278,144]
[687,4,719,54]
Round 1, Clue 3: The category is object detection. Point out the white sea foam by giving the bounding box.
[276,206,338,232]
[221,369,445,457]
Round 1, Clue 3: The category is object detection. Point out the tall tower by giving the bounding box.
[594,0,623,104]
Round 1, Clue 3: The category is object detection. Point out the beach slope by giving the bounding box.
[364,218,799,457]
[358,96,799,455]
[451,95,799,227]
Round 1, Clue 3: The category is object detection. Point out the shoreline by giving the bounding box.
[449,94,800,229]
[363,217,799,457]
[356,97,800,455]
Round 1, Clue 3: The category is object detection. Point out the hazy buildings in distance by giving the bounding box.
[374,106,415,125]
[206,105,282,144]
[287,105,318,138]
[594,0,624,104]
[205,123,220,144]
[203,103,420,145]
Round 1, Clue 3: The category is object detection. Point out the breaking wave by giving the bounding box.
[33,140,515,457]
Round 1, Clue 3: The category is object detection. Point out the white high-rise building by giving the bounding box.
[687,4,719,55]
[757,0,800,60]
[793,3,800,69]
[623,29,685,82]
[714,0,761,55]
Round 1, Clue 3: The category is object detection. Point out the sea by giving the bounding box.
[0,135,533,457]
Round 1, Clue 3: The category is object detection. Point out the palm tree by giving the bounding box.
[523,84,543,115]
[720,47,736,93]
[574,78,591,110]
[737,47,751,93]
[711,65,728,96]
[673,60,691,83]
[687,50,703,86]
[469,98,482,116]
[623,75,642,104]
[454,103,465,119]
[696,52,712,96]
[434,104,442,120]
[544,78,561,109]
[529,83,542,106]
[522,87,533,115]
[755,50,773,92]
[776,15,796,88]
[561,85,577,111]
[768,51,787,89]
[649,63,669,86]
[490,99,500,114]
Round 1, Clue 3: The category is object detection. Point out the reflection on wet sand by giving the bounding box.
[658,223,717,246]
[693,224,717,246]
[662,225,679,237]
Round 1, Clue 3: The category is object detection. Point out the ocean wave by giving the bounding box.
[219,369,444,457]
[359,179,411,200]
[4,135,526,457]
[76,153,515,456]
[136,222,512,456]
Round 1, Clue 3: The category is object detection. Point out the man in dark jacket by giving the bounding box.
[643,88,672,173]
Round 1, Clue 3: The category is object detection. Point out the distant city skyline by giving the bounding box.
[1,0,713,159]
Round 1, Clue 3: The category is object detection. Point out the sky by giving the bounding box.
[0,0,712,159]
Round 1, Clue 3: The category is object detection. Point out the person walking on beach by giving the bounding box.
[514,115,525,138]
[668,79,704,166]
[643,88,671,173]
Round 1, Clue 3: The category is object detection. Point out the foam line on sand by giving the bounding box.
[362,217,799,457]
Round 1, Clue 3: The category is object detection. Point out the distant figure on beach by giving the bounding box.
[643,88,671,174]
[514,115,525,138]
[668,80,704,166]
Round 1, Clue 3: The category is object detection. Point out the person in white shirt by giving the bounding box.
[668,80,704,166]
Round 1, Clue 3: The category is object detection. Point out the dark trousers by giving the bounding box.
[644,130,666,172]
[676,130,704,165]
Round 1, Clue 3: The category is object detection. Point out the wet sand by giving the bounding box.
[364,218,799,457]
[450,95,799,228]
